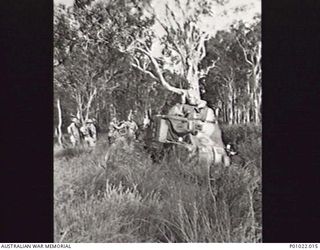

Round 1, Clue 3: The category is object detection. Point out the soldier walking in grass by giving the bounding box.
[67,117,81,147]
[108,117,122,144]
[81,118,97,147]
[126,110,138,142]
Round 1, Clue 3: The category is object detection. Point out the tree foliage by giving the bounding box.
[54,0,261,131]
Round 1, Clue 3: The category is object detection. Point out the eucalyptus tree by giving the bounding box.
[92,0,226,104]
[235,18,261,124]
[54,2,136,124]
[203,17,261,125]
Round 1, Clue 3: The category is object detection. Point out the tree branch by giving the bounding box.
[237,37,253,66]
[131,57,158,80]
[135,47,186,96]
[199,57,219,78]
[107,83,120,92]
[146,5,186,68]
[198,32,209,61]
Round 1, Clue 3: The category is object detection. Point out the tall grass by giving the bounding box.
[54,125,262,242]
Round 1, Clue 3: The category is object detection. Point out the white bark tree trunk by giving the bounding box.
[252,54,261,124]
[84,87,97,121]
[56,98,63,147]
[238,39,261,125]
[227,79,234,125]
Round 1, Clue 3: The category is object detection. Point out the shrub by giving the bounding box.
[54,124,261,242]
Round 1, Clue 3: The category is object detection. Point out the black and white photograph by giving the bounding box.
[53,0,261,243]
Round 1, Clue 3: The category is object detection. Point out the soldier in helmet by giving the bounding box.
[181,89,216,135]
[82,118,97,147]
[127,111,138,138]
[67,117,81,147]
[184,89,209,117]
[108,117,121,144]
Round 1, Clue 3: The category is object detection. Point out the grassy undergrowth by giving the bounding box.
[54,125,261,242]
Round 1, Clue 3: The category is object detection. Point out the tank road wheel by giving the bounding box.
[222,155,231,167]
[198,145,214,168]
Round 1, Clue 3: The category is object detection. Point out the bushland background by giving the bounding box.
[54,0,261,243]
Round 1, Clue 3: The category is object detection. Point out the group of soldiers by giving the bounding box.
[67,118,97,147]
[66,111,138,148]
[107,112,138,145]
